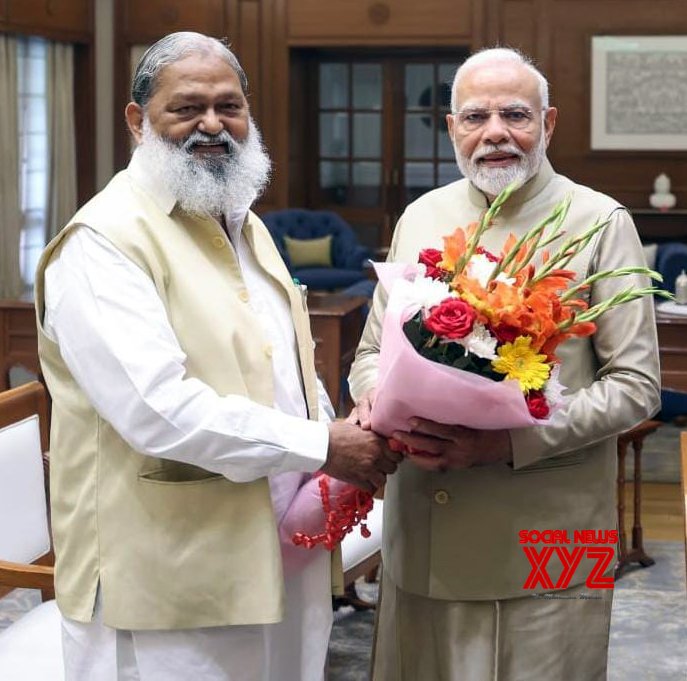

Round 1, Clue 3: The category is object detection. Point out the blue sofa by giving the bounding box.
[260,209,372,291]
[653,242,687,419]
[655,242,687,295]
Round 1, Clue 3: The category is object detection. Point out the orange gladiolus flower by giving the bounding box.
[440,227,466,271]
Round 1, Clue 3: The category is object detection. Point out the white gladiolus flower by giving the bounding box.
[466,253,515,288]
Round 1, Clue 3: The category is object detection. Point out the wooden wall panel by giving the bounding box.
[2,0,92,41]
[259,0,290,211]
[497,0,687,209]
[108,0,687,214]
[122,0,227,43]
[287,0,474,45]
[235,0,261,121]
[500,0,538,57]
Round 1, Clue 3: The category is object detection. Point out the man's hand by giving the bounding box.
[345,388,376,430]
[391,418,512,472]
[322,420,402,493]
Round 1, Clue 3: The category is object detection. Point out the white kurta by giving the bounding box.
[43,186,335,680]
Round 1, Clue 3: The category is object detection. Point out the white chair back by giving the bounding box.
[0,414,50,564]
[342,498,383,575]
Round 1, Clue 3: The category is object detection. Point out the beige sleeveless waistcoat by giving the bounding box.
[35,169,324,630]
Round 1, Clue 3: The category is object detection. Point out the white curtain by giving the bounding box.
[46,41,77,240]
[0,35,23,299]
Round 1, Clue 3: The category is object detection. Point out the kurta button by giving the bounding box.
[264,345,273,358]
[434,490,449,505]
[239,289,249,302]
[212,236,226,248]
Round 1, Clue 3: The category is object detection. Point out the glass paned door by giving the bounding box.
[317,62,383,211]
[308,51,468,249]
[402,61,462,205]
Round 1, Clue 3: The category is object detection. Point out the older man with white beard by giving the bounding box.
[34,31,400,681]
[349,48,659,680]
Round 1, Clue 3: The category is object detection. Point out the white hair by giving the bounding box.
[450,47,550,113]
[132,32,248,108]
[137,117,271,216]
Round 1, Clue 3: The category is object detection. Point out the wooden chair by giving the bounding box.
[680,432,687,581]
[0,381,63,679]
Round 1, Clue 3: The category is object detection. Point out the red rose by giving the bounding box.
[526,391,549,419]
[423,298,476,339]
[418,248,446,280]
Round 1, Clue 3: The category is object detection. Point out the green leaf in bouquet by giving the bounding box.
[450,354,472,370]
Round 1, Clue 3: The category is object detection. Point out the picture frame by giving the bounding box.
[590,36,687,151]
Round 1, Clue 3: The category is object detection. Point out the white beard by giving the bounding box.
[137,117,271,217]
[455,132,547,197]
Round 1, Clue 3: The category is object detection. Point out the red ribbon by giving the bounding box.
[292,476,374,551]
[388,436,439,459]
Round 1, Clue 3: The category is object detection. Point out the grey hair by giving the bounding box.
[450,47,550,113]
[131,32,248,108]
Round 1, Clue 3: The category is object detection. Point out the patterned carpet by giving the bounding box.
[329,541,687,681]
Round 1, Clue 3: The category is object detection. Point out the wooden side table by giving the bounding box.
[307,294,368,414]
[0,300,39,391]
[615,419,662,578]
[656,314,687,392]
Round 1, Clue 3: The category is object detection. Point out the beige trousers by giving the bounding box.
[372,569,613,681]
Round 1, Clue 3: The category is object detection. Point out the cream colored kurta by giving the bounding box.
[35,150,340,679]
[46,223,333,681]
[350,160,661,600]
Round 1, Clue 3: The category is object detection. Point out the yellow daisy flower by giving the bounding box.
[491,336,550,392]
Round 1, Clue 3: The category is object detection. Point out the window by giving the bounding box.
[17,37,48,287]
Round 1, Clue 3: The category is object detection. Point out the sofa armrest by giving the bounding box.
[342,245,372,271]
[657,242,687,293]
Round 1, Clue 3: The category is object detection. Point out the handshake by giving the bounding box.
[323,390,513,491]
[320,390,401,494]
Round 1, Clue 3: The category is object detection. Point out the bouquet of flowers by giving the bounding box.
[369,182,670,440]
[291,182,669,552]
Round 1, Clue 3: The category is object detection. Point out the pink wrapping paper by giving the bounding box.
[369,263,550,437]
[279,475,353,572]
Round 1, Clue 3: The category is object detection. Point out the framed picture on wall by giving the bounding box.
[591,36,687,151]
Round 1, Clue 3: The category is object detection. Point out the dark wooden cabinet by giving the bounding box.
[307,294,367,413]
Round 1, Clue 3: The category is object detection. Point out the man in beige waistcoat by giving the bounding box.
[349,48,660,680]
[34,32,400,681]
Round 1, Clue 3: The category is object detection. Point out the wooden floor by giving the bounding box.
[623,482,684,542]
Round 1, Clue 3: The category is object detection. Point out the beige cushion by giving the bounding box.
[284,235,333,268]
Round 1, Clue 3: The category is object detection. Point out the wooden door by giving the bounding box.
[302,50,469,249]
